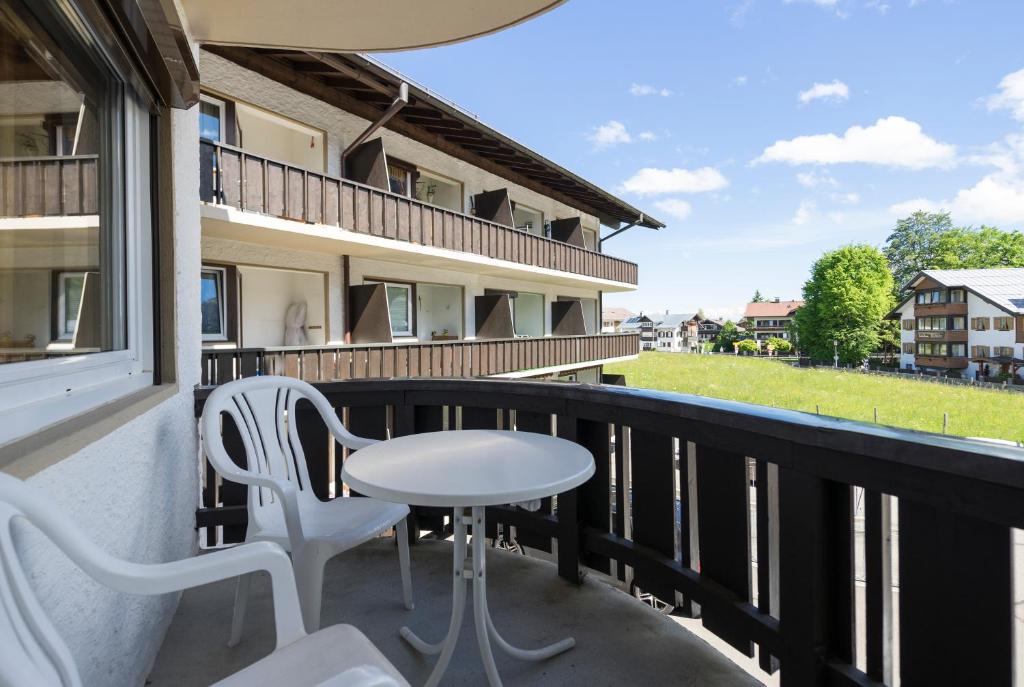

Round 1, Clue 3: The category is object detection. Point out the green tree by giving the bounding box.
[750,290,766,303]
[882,211,953,292]
[714,320,740,352]
[930,226,1024,270]
[796,245,894,365]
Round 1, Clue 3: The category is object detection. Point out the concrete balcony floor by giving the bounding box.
[149,537,762,686]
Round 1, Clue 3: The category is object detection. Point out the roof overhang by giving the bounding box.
[202,47,664,230]
[180,0,565,53]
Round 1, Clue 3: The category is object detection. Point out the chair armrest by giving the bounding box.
[321,410,380,451]
[93,542,307,650]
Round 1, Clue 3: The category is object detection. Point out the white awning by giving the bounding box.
[180,0,565,52]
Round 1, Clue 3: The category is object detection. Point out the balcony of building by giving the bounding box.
[177,377,1024,687]
[199,139,638,292]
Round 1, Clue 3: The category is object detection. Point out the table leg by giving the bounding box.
[471,507,576,687]
[401,506,576,687]
[400,508,468,686]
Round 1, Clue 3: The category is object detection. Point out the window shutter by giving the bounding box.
[344,137,389,191]
[472,189,514,227]
[348,283,393,344]
[549,217,586,248]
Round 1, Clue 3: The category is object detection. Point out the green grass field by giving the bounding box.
[605,352,1024,443]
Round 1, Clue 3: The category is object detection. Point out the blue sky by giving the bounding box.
[375,0,1024,321]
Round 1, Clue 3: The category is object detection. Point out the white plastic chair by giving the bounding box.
[200,376,413,637]
[0,473,410,687]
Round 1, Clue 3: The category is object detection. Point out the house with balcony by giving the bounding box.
[887,268,1024,379]
[620,313,657,350]
[743,298,803,342]
[3,3,1024,687]
[192,48,659,385]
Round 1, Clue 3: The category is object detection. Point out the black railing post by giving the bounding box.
[556,414,584,584]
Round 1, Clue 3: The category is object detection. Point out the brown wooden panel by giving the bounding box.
[324,179,339,226]
[370,192,384,236]
[472,188,514,227]
[410,203,421,244]
[475,294,514,340]
[384,195,398,238]
[243,156,265,212]
[397,199,410,241]
[349,283,393,344]
[42,161,61,214]
[80,158,98,214]
[221,151,242,208]
[341,184,355,229]
[355,187,370,233]
[344,137,389,190]
[306,175,323,224]
[267,163,285,216]
[286,168,304,220]
[552,300,587,336]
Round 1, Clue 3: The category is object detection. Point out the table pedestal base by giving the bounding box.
[400,506,575,687]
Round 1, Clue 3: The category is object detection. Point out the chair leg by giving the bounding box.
[397,517,414,611]
[228,573,252,647]
[294,552,326,634]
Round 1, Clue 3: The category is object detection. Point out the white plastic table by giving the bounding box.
[341,429,595,687]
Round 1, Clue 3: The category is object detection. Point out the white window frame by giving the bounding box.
[366,280,414,337]
[199,94,226,143]
[0,91,153,445]
[56,271,86,340]
[200,266,229,342]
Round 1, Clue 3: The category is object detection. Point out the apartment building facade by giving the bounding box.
[743,299,803,342]
[888,268,1024,379]
[620,313,656,351]
[192,49,659,384]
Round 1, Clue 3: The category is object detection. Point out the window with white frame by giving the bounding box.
[56,272,86,340]
[199,94,225,142]
[367,280,414,337]
[0,2,154,444]
[200,267,228,341]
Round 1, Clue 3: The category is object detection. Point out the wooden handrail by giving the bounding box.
[198,139,638,285]
[194,376,1024,687]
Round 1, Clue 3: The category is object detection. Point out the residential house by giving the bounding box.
[886,268,1024,379]
[743,298,803,342]
[654,312,692,352]
[620,313,656,350]
[193,49,663,384]
[601,307,634,333]
[2,3,1022,687]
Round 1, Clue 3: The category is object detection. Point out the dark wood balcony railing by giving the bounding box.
[199,139,638,285]
[195,377,1024,687]
[200,333,638,385]
[0,155,99,217]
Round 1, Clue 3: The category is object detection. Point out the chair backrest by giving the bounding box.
[201,376,341,529]
[0,474,87,687]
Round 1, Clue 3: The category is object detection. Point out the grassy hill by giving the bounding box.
[605,352,1024,443]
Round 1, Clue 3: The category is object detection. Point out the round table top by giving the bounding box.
[341,430,596,507]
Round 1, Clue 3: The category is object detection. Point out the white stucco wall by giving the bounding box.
[966,293,1021,377]
[896,300,915,369]
[199,50,602,235]
[349,255,602,337]
[202,235,344,342]
[13,103,202,686]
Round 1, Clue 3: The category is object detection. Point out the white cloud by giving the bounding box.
[784,0,838,5]
[793,200,816,225]
[890,177,1024,225]
[653,199,693,221]
[619,167,730,196]
[638,131,657,141]
[754,116,956,169]
[798,79,850,105]
[796,170,838,188]
[732,75,749,87]
[835,192,861,205]
[986,68,1024,122]
[630,83,672,97]
[588,120,632,147]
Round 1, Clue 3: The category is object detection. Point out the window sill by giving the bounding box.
[0,383,179,479]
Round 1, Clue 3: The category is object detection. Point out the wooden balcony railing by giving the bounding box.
[195,377,1024,687]
[0,155,99,217]
[199,139,638,285]
[200,333,638,385]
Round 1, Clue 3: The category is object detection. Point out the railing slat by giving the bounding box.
[898,499,1012,687]
[629,428,676,602]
